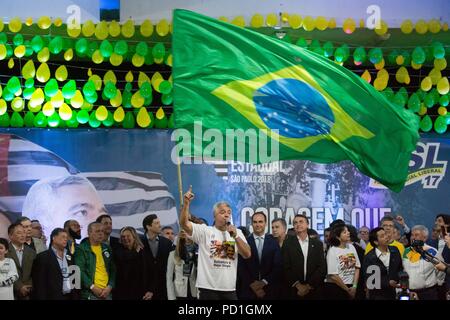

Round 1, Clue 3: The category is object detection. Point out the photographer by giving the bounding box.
[402,225,446,300]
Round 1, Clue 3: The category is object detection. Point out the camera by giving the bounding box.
[397,272,410,300]
[411,239,424,248]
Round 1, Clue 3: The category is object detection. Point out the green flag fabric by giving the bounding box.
[172,9,419,192]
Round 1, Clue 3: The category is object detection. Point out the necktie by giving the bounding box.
[257,237,263,262]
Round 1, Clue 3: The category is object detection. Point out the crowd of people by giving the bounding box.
[0,187,449,300]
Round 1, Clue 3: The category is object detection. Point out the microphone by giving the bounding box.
[226,220,236,238]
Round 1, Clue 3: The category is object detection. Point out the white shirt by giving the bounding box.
[297,235,309,281]
[253,234,265,260]
[403,246,445,290]
[0,258,19,300]
[191,223,247,291]
[375,248,390,269]
[326,244,361,285]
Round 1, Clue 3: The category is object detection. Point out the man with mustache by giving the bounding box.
[64,220,82,256]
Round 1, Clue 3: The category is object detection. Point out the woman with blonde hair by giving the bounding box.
[166,229,198,300]
[113,227,152,300]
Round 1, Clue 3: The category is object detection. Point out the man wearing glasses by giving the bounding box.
[364,216,405,256]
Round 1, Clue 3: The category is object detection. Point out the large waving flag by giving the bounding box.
[172,10,420,192]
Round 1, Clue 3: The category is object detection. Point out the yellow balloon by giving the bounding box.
[328,18,337,29]
[377,68,389,80]
[11,97,24,111]
[428,19,441,34]
[418,104,427,116]
[8,58,14,69]
[420,76,432,91]
[137,107,151,128]
[231,16,245,28]
[131,91,144,108]
[250,14,264,28]
[110,90,122,107]
[315,16,328,31]
[0,99,6,115]
[9,17,22,33]
[59,103,72,121]
[396,55,404,66]
[14,45,26,58]
[0,44,6,60]
[30,88,45,108]
[138,72,151,87]
[151,72,163,91]
[27,100,40,112]
[70,90,84,109]
[361,70,371,83]
[438,107,447,116]
[42,101,55,116]
[37,48,50,63]
[90,74,103,90]
[55,65,68,82]
[36,63,51,83]
[67,25,81,38]
[156,19,169,37]
[404,75,411,85]
[22,60,35,79]
[110,53,123,66]
[87,68,93,77]
[132,54,145,67]
[92,50,104,64]
[114,107,125,122]
[437,77,449,95]
[54,18,63,27]
[95,105,108,121]
[415,19,428,34]
[401,20,413,34]
[103,71,117,85]
[373,77,387,91]
[303,16,316,31]
[281,12,289,23]
[218,16,228,23]
[429,68,442,85]
[395,67,409,84]
[121,19,135,38]
[61,49,72,63]
[411,61,422,70]
[0,85,2,97]
[288,14,302,29]
[0,19,4,32]
[82,20,96,37]
[25,17,33,26]
[126,71,134,83]
[443,23,449,31]
[95,21,109,40]
[359,19,365,28]
[109,20,121,37]
[140,19,153,37]
[374,59,385,70]
[37,16,51,30]
[51,91,64,108]
[166,54,173,67]
[343,18,356,34]
[266,13,278,27]
[154,57,164,65]
[375,20,388,35]
[434,58,447,71]
[156,107,165,120]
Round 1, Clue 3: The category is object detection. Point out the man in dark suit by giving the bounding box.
[96,215,120,252]
[6,222,36,300]
[238,212,282,299]
[362,227,403,300]
[32,228,78,300]
[282,214,326,300]
[141,214,174,300]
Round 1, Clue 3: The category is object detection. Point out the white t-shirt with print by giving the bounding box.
[191,223,247,291]
[326,244,361,285]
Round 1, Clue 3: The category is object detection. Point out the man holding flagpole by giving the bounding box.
[180,186,251,300]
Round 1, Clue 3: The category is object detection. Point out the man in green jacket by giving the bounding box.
[75,222,115,300]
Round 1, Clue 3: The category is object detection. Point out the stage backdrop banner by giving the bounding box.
[0,129,448,239]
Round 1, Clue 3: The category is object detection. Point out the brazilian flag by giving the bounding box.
[172,9,419,192]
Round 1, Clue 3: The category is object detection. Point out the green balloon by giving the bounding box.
[103,82,117,99]
[387,50,399,65]
[334,47,346,62]
[155,114,168,129]
[145,50,154,65]
[439,95,449,107]
[62,80,77,99]
[168,113,175,129]
[433,42,445,59]
[295,37,308,49]
[102,111,114,127]
[353,47,366,63]
[143,94,152,107]
[147,112,155,128]
[407,93,421,112]
[152,43,165,59]
[49,36,63,54]
[25,78,35,89]
[6,44,13,57]
[136,42,148,56]
[76,109,90,124]
[125,83,133,92]
[89,111,101,128]
[434,115,447,134]
[416,89,426,101]
[11,112,24,127]
[7,77,21,94]
[420,115,432,132]
[393,92,406,108]
[140,82,152,98]
[33,111,47,127]
[66,111,79,128]
[114,40,128,56]
[412,47,426,64]
[159,81,172,95]
[122,91,132,108]
[400,50,410,66]
[2,87,14,102]
[87,42,98,58]
[24,111,35,127]
[162,93,173,105]
[13,34,24,46]
[382,88,394,101]
[85,91,98,104]
[75,38,88,55]
[123,111,135,128]
[24,42,33,57]
[48,112,61,127]
[82,81,96,97]
[368,48,383,64]
[23,87,35,100]
[44,79,59,97]
[398,87,408,101]
[424,93,435,108]
[0,113,10,127]
[0,33,7,44]
[100,40,113,58]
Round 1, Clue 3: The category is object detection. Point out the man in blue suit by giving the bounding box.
[237,212,282,300]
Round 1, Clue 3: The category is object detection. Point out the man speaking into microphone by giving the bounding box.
[180,186,251,300]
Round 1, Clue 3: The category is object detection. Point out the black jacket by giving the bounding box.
[362,246,403,300]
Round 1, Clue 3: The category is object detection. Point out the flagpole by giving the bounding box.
[177,156,183,206]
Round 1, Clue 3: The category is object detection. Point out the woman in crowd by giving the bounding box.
[0,238,18,300]
[166,230,198,300]
[113,227,152,300]
[325,225,361,300]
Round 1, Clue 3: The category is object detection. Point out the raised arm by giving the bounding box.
[180,185,194,236]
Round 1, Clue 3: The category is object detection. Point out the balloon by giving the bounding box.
[92,50,104,64]
[67,24,81,38]
[434,58,447,71]
[11,97,24,111]
[125,71,134,83]
[429,68,442,85]
[59,103,72,121]
[22,60,36,80]
[76,109,90,124]
[110,53,123,66]
[135,107,150,127]
[8,18,22,33]
[24,111,35,127]
[0,112,10,126]
[37,16,51,30]
[95,105,108,121]
[401,20,413,34]
[85,91,98,104]
[110,89,122,107]
[131,91,144,108]
[48,112,62,127]
[37,47,50,63]
[0,99,6,115]
[95,21,109,40]
[288,14,302,29]
[51,91,64,108]
[49,36,63,54]
[0,19,3,33]
[374,59,385,70]
[353,47,367,64]
[407,94,421,112]
[102,111,114,127]
[114,40,128,55]
[44,79,60,97]
[440,95,449,107]
[32,111,46,127]
[231,16,245,28]
[159,80,172,94]
[140,82,152,98]
[343,18,356,34]
[66,111,79,128]
[132,54,145,67]
[136,42,148,56]
[83,81,96,97]
[7,58,14,69]
[361,70,371,83]
[42,101,55,116]
[82,20,95,37]
[432,42,445,59]
[122,91,132,108]
[0,44,6,60]
[437,77,449,95]
[429,19,441,34]
[10,112,24,127]
[250,14,264,28]
[75,38,88,55]
[395,67,409,84]
[156,19,169,36]
[100,40,113,58]
[122,111,135,128]
[140,19,154,37]
[55,65,68,82]
[113,107,125,122]
[415,20,428,34]
[53,17,63,28]
[411,61,422,70]
[121,20,135,38]
[87,111,100,128]
[438,107,447,116]
[162,93,173,105]
[70,90,84,109]
[434,115,447,133]
[103,71,117,85]
[420,76,432,91]
[315,16,328,31]
[424,93,435,108]
[368,48,383,64]
[155,107,168,128]
[412,47,426,64]
[109,20,120,38]
[64,48,74,61]
[62,80,77,99]
[13,34,23,46]
[302,16,315,31]
[375,20,388,36]
[373,77,387,91]
[7,76,21,93]
[103,82,117,99]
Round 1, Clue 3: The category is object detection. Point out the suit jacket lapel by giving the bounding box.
[306,238,316,279]
[8,244,22,273]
